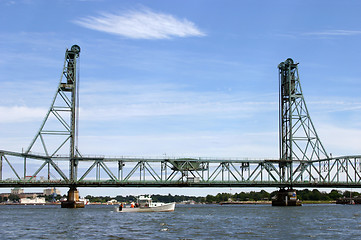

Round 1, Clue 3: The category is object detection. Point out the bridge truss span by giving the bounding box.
[1,150,360,188]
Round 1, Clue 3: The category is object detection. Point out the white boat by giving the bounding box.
[115,196,175,213]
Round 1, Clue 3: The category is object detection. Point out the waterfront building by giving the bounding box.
[11,188,24,195]
[43,188,61,196]
[20,197,46,204]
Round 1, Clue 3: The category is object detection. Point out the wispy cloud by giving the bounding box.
[302,29,361,36]
[318,124,361,156]
[0,81,276,123]
[307,99,361,113]
[77,132,279,158]
[276,29,361,39]
[77,81,276,120]
[74,8,205,39]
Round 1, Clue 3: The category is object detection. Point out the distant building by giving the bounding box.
[20,197,46,204]
[11,188,42,199]
[43,188,61,196]
[1,188,42,201]
[107,199,118,204]
[0,193,10,199]
[11,188,24,195]
[19,193,40,199]
[180,200,196,204]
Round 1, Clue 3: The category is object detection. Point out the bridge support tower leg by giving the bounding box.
[272,188,301,206]
[0,154,2,181]
[274,58,329,206]
[61,186,85,208]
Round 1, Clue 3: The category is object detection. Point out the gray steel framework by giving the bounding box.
[0,49,360,189]
[0,150,360,188]
[278,58,328,184]
[24,45,81,183]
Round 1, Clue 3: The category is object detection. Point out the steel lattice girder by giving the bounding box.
[1,150,361,188]
[278,58,328,162]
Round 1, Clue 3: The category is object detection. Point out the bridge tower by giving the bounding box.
[274,58,329,206]
[278,58,328,178]
[25,45,83,208]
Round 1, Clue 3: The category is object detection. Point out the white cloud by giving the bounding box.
[277,29,361,39]
[77,132,278,158]
[318,124,361,156]
[307,99,361,113]
[302,30,361,37]
[78,82,277,120]
[79,98,276,121]
[0,106,46,123]
[74,8,205,39]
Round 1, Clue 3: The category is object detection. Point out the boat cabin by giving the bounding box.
[138,196,152,208]
[137,196,165,208]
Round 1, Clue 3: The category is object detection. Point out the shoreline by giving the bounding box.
[0,200,339,206]
[0,202,60,205]
[219,200,336,205]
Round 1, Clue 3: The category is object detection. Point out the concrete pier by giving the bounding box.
[272,188,302,206]
[61,187,85,208]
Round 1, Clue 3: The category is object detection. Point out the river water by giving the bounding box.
[0,204,360,239]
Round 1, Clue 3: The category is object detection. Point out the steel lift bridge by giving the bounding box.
[0,46,360,206]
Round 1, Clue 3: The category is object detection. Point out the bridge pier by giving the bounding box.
[272,188,302,206]
[61,186,85,208]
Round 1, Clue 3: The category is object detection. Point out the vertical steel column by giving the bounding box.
[346,159,348,183]
[0,154,2,181]
[337,160,339,182]
[202,163,205,181]
[278,58,328,184]
[140,162,142,181]
[161,161,164,182]
[328,160,331,183]
[48,162,50,180]
[227,163,231,182]
[221,163,224,182]
[24,157,26,179]
[68,45,81,183]
[354,158,357,183]
[143,162,145,182]
[96,162,100,181]
[118,161,123,181]
[278,59,295,182]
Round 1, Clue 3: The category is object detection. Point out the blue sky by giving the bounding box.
[0,0,361,197]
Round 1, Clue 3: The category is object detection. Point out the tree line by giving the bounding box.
[205,189,359,203]
[84,194,204,203]
[84,189,358,203]
[2,189,357,203]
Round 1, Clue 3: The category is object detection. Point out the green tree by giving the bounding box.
[8,194,20,202]
[328,190,342,200]
[205,194,216,203]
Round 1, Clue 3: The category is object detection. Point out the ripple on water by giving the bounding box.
[1,204,361,239]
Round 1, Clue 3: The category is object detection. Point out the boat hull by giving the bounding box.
[116,202,175,213]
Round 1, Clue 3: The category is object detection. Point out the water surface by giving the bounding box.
[1,204,360,239]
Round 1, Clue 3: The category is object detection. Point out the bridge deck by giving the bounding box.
[1,150,361,189]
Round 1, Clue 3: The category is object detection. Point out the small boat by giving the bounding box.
[115,196,175,213]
